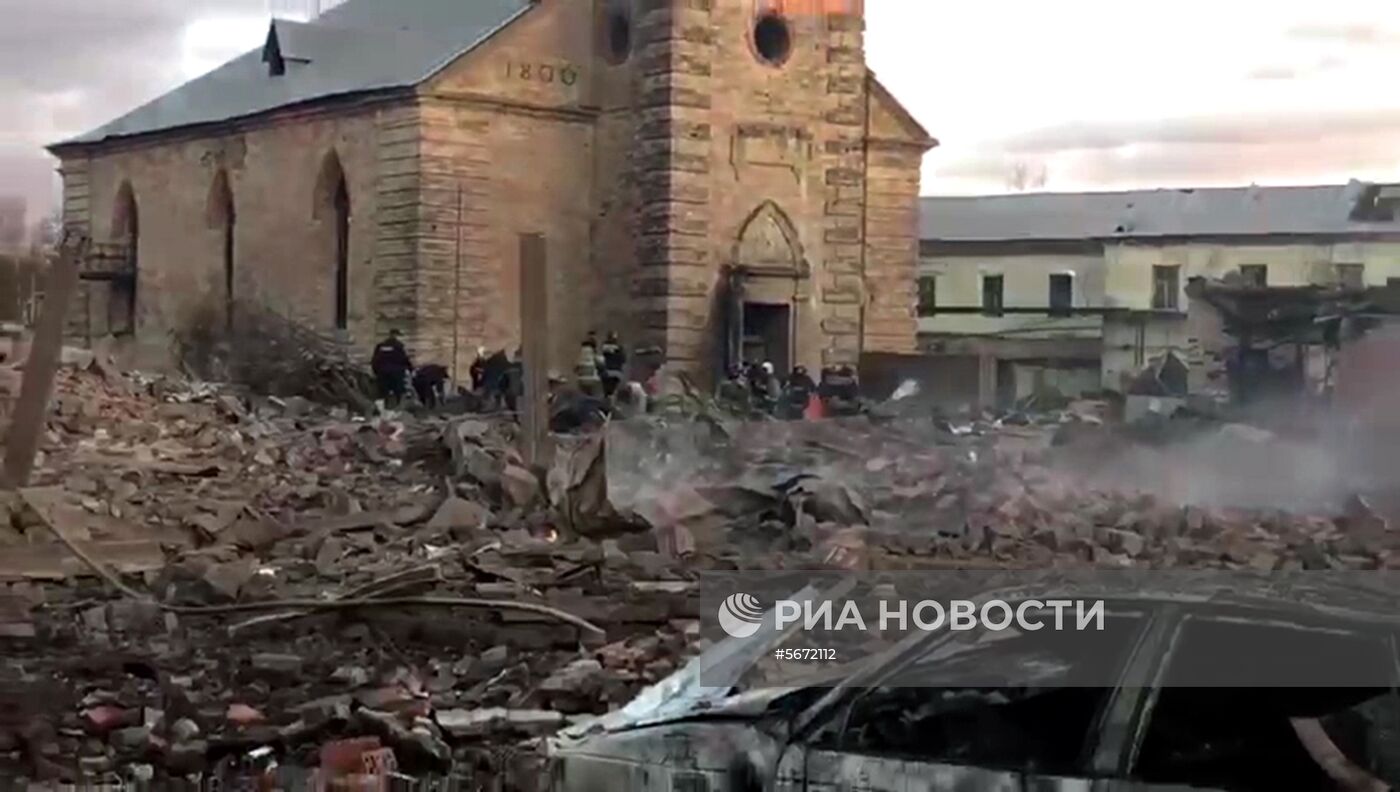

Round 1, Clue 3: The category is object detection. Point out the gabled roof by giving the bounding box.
[53,0,530,149]
[867,74,937,149]
[921,182,1400,243]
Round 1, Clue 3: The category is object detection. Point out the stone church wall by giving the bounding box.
[59,106,387,368]
[57,0,925,380]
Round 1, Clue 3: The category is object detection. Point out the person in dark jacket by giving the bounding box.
[479,349,512,411]
[599,331,627,397]
[779,364,816,419]
[820,364,862,416]
[749,361,780,412]
[412,364,449,409]
[370,330,412,405]
[549,373,610,433]
[505,347,524,412]
[716,365,750,411]
[469,347,487,392]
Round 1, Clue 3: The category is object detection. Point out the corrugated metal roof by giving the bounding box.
[920,182,1400,242]
[56,0,530,147]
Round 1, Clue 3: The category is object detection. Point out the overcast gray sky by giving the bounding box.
[3,0,1400,223]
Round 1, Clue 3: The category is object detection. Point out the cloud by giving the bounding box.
[0,0,265,213]
[1247,66,1299,81]
[994,108,1400,154]
[1287,22,1400,46]
[928,128,1400,195]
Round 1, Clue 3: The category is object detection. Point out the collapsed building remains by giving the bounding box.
[1,343,1399,785]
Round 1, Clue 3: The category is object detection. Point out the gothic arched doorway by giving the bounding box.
[726,201,808,374]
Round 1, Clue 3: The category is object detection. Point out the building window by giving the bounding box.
[603,7,631,64]
[209,169,236,330]
[917,275,937,317]
[1239,264,1268,287]
[333,177,350,330]
[753,12,792,65]
[1152,265,1180,310]
[1049,273,1073,316]
[1337,263,1365,289]
[315,150,351,331]
[110,181,138,336]
[982,274,1004,317]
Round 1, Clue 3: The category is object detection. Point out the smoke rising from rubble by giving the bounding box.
[1055,391,1400,516]
[1068,424,1347,513]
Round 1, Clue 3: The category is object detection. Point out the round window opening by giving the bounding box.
[753,13,792,65]
[606,10,632,63]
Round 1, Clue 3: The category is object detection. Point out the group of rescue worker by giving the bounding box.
[716,360,863,419]
[369,329,862,424]
[367,329,652,431]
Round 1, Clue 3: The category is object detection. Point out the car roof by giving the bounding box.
[968,577,1400,626]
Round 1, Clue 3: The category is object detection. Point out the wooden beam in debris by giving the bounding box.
[2,236,85,490]
[519,232,550,467]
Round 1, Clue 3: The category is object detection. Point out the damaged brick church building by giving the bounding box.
[48,0,934,380]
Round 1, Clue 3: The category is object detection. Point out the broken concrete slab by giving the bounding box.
[437,708,564,738]
[426,497,490,534]
[501,465,542,509]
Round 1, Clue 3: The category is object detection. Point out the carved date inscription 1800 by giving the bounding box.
[504,61,579,86]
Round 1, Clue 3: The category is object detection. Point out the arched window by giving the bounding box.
[207,170,235,329]
[333,176,350,330]
[112,180,138,251]
[110,181,139,335]
[315,151,350,330]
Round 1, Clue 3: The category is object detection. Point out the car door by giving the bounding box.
[1116,609,1400,792]
[791,608,1158,792]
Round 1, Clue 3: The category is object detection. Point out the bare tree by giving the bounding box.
[1006,161,1049,192]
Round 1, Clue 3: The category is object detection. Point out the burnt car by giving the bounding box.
[544,580,1400,792]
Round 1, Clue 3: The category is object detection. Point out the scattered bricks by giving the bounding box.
[351,709,450,769]
[82,706,136,735]
[320,736,383,778]
[361,746,398,777]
